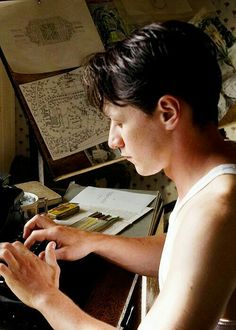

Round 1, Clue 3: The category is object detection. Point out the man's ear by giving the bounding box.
[157,95,180,130]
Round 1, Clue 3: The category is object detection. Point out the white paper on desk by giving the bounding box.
[102,206,153,235]
[70,186,155,212]
[55,186,156,234]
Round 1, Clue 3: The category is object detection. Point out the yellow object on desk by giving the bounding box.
[73,212,121,232]
[48,202,80,220]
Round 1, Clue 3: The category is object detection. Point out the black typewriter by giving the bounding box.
[0,174,98,329]
[0,173,24,243]
[0,174,50,329]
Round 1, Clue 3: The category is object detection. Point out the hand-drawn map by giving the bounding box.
[19,68,110,160]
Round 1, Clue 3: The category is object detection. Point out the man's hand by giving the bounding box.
[0,241,60,308]
[23,214,101,261]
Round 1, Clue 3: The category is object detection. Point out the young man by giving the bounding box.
[1,20,236,329]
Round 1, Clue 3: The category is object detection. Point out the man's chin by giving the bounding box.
[134,165,160,177]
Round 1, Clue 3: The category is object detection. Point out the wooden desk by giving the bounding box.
[0,189,163,329]
[58,254,139,329]
[60,185,163,328]
[59,198,158,329]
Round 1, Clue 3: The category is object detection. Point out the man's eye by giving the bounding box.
[114,120,122,126]
[111,119,123,128]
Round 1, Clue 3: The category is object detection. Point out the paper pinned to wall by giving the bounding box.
[0,0,104,73]
[19,67,110,160]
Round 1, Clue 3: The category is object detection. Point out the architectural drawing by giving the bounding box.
[0,0,104,73]
[25,16,76,46]
[19,68,110,160]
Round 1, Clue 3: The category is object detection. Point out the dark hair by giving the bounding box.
[82,20,222,126]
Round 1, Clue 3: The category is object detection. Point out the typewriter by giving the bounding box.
[0,173,24,243]
[0,174,50,329]
[0,174,98,329]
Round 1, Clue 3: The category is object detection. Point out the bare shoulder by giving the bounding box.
[211,174,236,218]
[172,172,236,277]
[181,173,236,228]
[174,173,236,275]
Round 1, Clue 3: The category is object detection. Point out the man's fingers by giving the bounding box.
[0,242,28,283]
[24,229,50,249]
[44,242,60,288]
[0,242,18,269]
[45,242,57,266]
[39,245,68,261]
[23,214,55,239]
[0,261,11,279]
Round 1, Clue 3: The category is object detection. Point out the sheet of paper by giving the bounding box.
[19,68,110,160]
[0,0,104,73]
[70,186,156,213]
[102,207,153,235]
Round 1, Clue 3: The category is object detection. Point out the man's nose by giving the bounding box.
[108,125,124,150]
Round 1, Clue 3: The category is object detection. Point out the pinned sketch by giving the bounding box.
[19,68,110,160]
[25,16,75,46]
[0,0,104,73]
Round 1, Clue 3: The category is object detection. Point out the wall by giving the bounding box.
[0,59,15,174]
[6,0,236,205]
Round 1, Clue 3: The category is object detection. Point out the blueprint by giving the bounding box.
[19,68,110,160]
[0,0,104,73]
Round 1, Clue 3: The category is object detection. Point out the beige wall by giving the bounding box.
[0,59,15,174]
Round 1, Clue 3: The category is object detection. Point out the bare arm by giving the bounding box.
[23,214,165,277]
[36,291,115,330]
[86,232,165,277]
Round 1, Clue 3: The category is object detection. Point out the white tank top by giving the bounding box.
[158,164,236,290]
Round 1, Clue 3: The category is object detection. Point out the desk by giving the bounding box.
[0,187,163,329]
[61,184,163,328]
[59,209,157,329]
